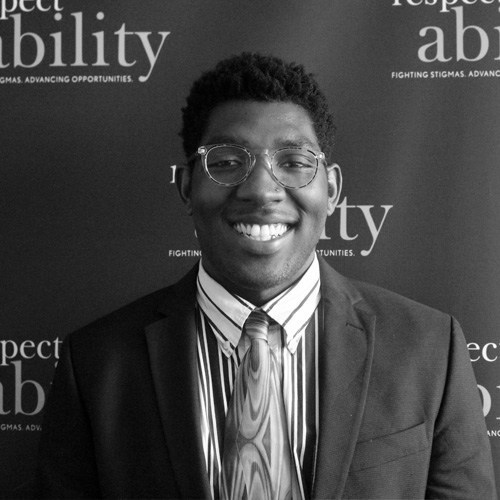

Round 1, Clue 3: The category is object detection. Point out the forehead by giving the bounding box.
[201,100,320,150]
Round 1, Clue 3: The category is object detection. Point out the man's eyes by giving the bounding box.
[206,150,316,170]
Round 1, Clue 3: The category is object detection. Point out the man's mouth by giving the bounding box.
[233,222,291,241]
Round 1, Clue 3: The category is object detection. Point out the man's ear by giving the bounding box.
[326,163,342,216]
[176,165,193,215]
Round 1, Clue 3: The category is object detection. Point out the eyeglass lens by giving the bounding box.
[204,145,318,188]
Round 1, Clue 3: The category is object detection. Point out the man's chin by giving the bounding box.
[200,241,316,301]
[218,259,309,303]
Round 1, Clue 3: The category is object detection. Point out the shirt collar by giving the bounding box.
[196,256,321,357]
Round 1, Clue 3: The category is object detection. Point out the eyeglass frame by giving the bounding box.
[189,143,326,190]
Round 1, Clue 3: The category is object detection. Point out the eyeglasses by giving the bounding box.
[193,143,325,189]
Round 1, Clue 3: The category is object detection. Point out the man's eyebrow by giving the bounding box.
[277,138,318,149]
[203,135,244,145]
[202,136,319,149]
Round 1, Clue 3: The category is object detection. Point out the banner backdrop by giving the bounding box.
[1,0,499,496]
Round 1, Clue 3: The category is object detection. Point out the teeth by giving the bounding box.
[233,223,290,241]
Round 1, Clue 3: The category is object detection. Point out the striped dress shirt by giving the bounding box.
[196,256,322,499]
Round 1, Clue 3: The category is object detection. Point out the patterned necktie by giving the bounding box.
[220,309,299,500]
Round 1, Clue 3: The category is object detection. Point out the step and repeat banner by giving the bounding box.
[1,0,499,496]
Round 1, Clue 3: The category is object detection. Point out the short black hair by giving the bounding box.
[181,52,336,162]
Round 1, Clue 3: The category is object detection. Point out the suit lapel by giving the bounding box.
[312,259,376,499]
[144,265,212,499]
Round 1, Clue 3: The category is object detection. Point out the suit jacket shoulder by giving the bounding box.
[318,256,452,344]
[65,264,199,359]
[316,258,496,499]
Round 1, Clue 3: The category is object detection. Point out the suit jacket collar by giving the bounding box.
[312,258,375,499]
[145,259,375,500]
[144,264,211,499]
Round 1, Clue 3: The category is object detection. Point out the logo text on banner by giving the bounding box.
[0,0,170,82]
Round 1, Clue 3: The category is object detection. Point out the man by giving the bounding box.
[38,53,496,499]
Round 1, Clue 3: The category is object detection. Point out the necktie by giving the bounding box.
[220,309,298,500]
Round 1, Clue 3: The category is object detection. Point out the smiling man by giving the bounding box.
[179,99,340,305]
[38,53,496,499]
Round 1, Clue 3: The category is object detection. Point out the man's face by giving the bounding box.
[179,100,341,304]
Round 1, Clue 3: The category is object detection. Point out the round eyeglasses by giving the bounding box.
[194,144,325,189]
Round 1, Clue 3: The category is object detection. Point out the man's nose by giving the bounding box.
[234,154,284,201]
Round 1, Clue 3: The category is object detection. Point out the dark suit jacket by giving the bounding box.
[37,259,496,499]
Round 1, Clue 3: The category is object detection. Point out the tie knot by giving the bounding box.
[244,309,270,341]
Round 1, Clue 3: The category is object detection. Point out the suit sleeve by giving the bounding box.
[37,334,101,498]
[426,317,497,499]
